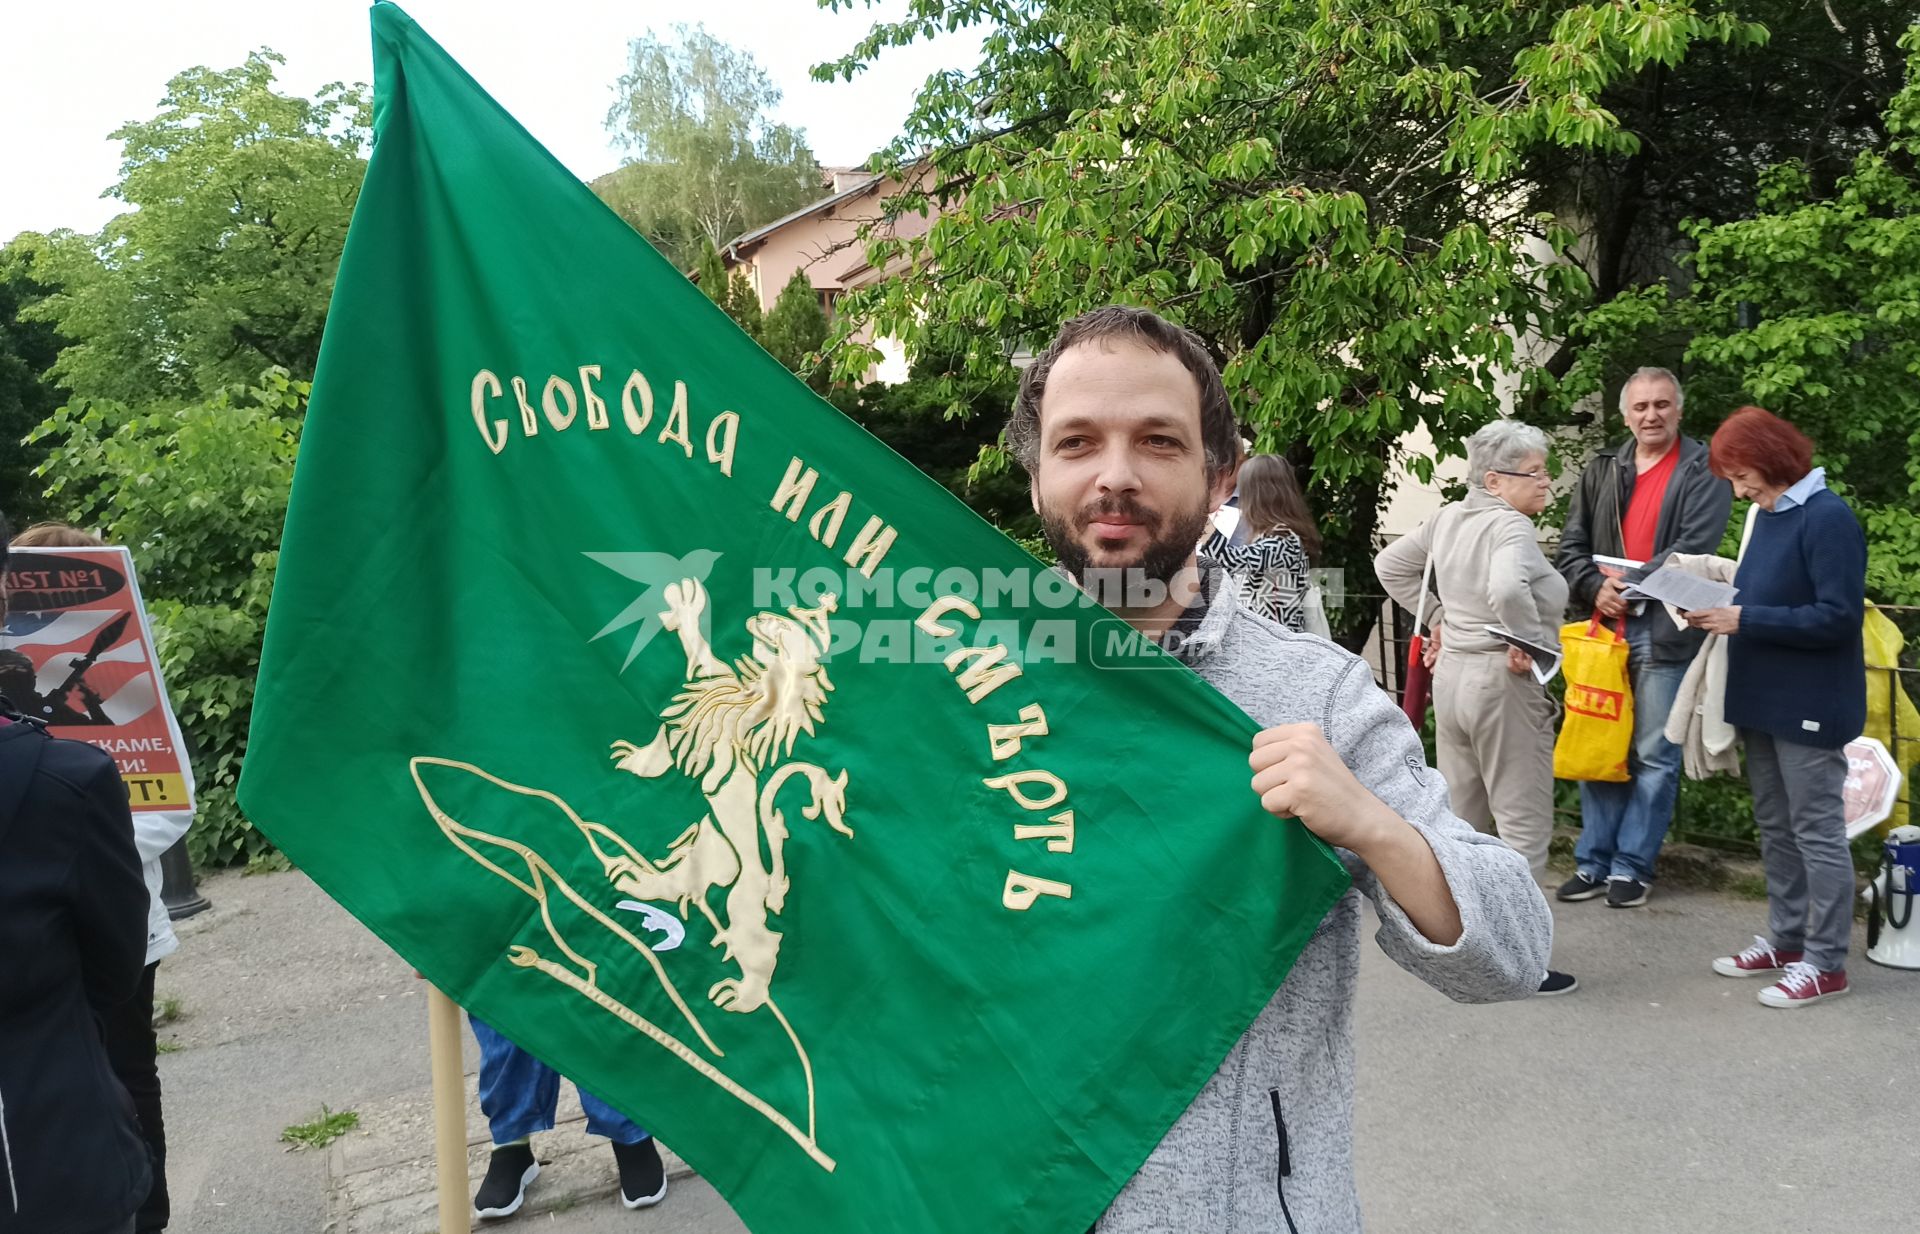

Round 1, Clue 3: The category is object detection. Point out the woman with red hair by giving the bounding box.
[1686,407,1866,1008]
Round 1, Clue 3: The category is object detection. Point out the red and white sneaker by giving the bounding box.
[1757,961,1848,1008]
[1712,936,1804,978]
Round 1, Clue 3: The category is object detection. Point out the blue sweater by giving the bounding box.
[1724,488,1866,748]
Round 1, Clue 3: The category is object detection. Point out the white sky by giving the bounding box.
[0,0,978,243]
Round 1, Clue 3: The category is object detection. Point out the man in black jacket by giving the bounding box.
[0,517,153,1234]
[1553,369,1733,908]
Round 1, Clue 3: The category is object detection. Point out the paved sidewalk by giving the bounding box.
[155,867,1913,1233]
[155,870,744,1233]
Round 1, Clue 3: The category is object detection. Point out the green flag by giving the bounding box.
[239,6,1349,1231]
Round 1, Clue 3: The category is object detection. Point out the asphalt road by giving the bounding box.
[155,869,1911,1233]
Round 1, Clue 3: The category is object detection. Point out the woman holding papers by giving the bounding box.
[1376,420,1575,995]
[1690,407,1866,1008]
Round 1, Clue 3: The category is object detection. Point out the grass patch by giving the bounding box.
[1726,872,1771,901]
[280,1106,360,1150]
[155,996,184,1025]
[155,1040,183,1055]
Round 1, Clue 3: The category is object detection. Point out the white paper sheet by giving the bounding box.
[1484,626,1563,685]
[1622,565,1739,613]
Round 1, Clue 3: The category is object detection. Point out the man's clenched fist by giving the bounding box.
[1249,723,1395,852]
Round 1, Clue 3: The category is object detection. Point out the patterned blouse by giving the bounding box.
[1202,525,1312,632]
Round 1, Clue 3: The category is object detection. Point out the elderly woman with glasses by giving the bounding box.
[1377,420,1573,995]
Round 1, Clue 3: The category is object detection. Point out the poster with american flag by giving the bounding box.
[1,545,196,813]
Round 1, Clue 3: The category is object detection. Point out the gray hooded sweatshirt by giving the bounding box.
[1093,576,1553,1234]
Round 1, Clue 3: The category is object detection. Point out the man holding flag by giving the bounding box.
[1011,307,1551,1231]
[239,8,1551,1231]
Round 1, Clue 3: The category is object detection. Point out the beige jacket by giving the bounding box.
[1660,552,1741,778]
[1375,488,1567,654]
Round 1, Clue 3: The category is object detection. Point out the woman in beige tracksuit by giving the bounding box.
[1377,420,1573,994]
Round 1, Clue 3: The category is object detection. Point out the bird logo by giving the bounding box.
[585,548,723,670]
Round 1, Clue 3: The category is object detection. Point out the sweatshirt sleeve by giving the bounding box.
[1739,500,1867,650]
[1323,659,1552,1002]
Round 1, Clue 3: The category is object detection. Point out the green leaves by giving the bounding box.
[30,371,305,864]
[1564,22,1920,599]
[21,51,366,405]
[595,26,823,269]
[0,242,64,520]
[762,267,833,381]
[811,0,1896,647]
[827,1,1647,496]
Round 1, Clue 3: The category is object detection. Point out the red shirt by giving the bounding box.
[1621,445,1679,562]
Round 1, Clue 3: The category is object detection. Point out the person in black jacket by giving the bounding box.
[0,517,153,1234]
[1553,369,1733,908]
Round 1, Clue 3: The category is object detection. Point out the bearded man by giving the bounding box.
[1009,306,1551,1234]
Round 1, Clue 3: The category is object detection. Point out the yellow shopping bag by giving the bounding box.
[1554,617,1634,782]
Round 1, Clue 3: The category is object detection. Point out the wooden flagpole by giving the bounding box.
[426,984,471,1233]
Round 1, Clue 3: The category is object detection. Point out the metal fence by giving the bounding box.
[1358,595,1920,853]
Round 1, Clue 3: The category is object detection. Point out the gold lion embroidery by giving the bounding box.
[598,578,850,1014]
[409,576,848,1170]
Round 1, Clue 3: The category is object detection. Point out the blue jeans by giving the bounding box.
[1575,616,1687,884]
[469,1014,648,1146]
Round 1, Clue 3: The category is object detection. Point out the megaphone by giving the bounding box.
[1866,824,1920,970]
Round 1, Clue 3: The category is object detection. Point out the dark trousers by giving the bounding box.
[101,961,167,1232]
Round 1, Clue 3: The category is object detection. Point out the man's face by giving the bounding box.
[1622,376,1682,454]
[1029,340,1231,598]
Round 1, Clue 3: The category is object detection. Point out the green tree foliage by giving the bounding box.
[596,25,823,270]
[694,238,731,307]
[725,268,765,340]
[818,0,1772,638]
[29,371,306,866]
[686,238,769,351]
[0,243,65,522]
[1513,1,1917,327]
[831,360,1033,535]
[762,268,831,376]
[21,51,367,405]
[1568,22,1920,603]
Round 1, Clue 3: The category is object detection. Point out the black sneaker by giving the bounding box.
[612,1136,667,1210]
[1555,872,1607,902]
[474,1142,539,1220]
[1606,877,1649,908]
[1536,969,1579,996]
